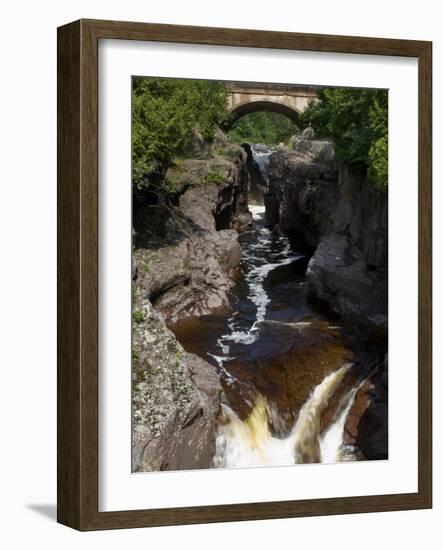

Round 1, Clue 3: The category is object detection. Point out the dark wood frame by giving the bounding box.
[57,18,432,531]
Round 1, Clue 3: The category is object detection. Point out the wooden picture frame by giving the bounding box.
[57,19,432,530]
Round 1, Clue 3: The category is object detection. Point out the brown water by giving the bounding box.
[171,146,365,467]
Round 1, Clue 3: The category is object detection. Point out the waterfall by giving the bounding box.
[213,364,361,468]
[319,382,363,463]
[213,395,298,468]
[251,144,275,182]
[291,364,351,463]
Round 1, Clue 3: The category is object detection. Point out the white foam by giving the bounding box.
[214,206,301,359]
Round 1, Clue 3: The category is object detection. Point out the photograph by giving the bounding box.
[131,77,389,472]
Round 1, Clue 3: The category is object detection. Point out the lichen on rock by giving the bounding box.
[132,298,223,471]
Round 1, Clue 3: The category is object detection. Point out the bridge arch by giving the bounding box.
[225,82,318,129]
[228,99,301,127]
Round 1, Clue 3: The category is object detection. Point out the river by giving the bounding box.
[173,144,365,468]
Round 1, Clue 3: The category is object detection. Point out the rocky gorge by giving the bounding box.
[132,129,388,472]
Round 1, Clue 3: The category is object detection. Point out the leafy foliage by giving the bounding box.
[202,171,225,185]
[228,111,298,146]
[132,77,228,198]
[300,88,388,188]
[132,310,145,323]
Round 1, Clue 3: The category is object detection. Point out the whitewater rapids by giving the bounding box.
[211,204,302,365]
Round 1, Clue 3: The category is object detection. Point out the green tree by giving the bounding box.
[132,77,228,200]
[228,111,298,146]
[300,88,388,188]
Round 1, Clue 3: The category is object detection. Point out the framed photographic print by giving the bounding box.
[57,19,432,530]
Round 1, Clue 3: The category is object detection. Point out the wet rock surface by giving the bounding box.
[344,356,388,460]
[306,233,388,333]
[242,143,267,205]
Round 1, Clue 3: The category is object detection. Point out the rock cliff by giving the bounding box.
[266,137,388,333]
[265,140,338,243]
[306,233,387,334]
[133,143,251,326]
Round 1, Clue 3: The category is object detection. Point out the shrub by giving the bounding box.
[300,87,388,189]
[132,77,229,200]
[202,171,225,185]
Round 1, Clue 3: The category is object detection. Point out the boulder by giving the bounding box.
[306,233,387,333]
[179,183,219,231]
[166,145,252,232]
[132,300,224,471]
[133,205,241,324]
[290,137,335,163]
[333,163,388,268]
[266,143,387,266]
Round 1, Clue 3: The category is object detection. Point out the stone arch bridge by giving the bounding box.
[226,81,319,126]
